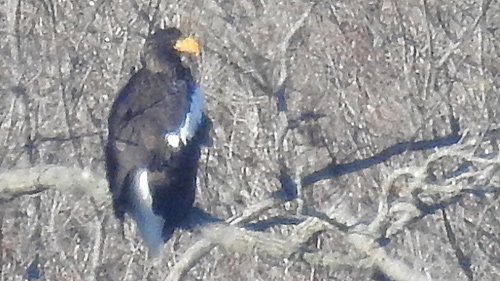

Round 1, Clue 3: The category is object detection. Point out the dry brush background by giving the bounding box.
[1,0,500,280]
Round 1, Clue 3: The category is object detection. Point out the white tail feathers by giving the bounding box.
[131,170,165,257]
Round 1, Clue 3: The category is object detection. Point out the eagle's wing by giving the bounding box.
[106,69,191,218]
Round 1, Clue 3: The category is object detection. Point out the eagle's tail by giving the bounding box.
[130,169,165,257]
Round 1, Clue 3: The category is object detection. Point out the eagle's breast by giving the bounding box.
[165,84,204,148]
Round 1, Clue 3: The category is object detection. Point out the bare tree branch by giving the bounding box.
[1,134,499,281]
[0,165,109,204]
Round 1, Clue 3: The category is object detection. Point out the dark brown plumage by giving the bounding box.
[105,28,208,255]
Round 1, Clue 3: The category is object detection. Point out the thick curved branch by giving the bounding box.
[0,165,109,204]
[1,136,498,281]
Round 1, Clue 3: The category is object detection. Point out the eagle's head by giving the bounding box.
[142,28,200,72]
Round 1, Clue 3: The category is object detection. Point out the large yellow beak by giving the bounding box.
[173,37,200,56]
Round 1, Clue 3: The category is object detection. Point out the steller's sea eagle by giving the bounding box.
[105,27,209,256]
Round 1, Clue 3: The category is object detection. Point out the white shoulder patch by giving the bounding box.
[179,86,204,144]
[166,133,181,148]
[165,86,204,147]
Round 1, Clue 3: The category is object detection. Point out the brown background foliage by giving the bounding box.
[1,0,499,280]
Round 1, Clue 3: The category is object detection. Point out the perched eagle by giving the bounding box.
[105,28,208,256]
